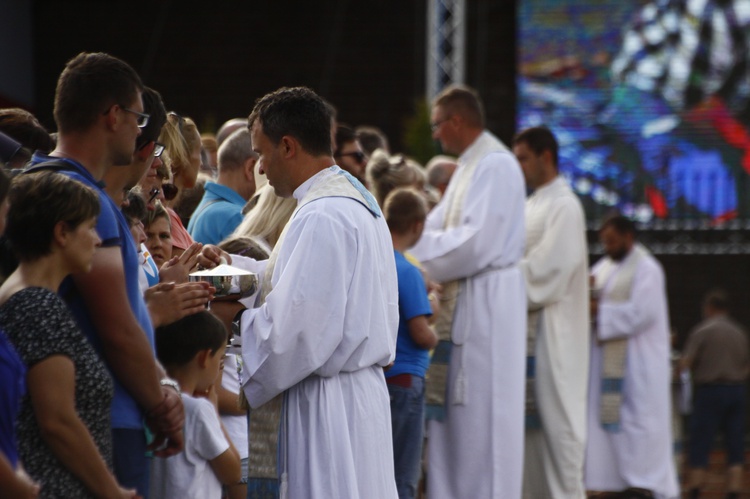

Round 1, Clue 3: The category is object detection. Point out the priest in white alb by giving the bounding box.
[586,215,679,499]
[410,84,527,498]
[512,127,589,499]
[202,87,399,499]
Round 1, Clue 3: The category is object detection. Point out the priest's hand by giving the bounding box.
[198,244,232,269]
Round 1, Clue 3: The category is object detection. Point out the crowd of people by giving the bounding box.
[0,50,747,499]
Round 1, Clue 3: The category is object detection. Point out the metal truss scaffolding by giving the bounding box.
[427,0,466,100]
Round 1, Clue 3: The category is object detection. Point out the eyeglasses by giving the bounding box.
[122,107,150,128]
[153,142,165,158]
[430,117,452,132]
[336,151,366,163]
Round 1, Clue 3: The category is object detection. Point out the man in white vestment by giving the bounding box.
[410,84,527,498]
[513,127,589,499]
[202,87,399,499]
[586,216,679,499]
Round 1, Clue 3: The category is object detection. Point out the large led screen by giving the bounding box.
[518,0,750,223]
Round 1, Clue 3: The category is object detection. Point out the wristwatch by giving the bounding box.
[160,378,181,396]
[232,308,246,338]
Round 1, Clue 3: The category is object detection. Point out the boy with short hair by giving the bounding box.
[151,311,241,499]
[384,188,439,499]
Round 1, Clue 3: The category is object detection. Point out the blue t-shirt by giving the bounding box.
[187,182,246,245]
[31,153,155,430]
[386,251,433,379]
[0,330,25,467]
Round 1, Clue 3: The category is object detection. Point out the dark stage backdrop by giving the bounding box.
[31,0,516,156]
[34,0,750,354]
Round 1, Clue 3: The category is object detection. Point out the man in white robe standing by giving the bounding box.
[513,127,589,499]
[410,84,527,498]
[202,87,399,499]
[586,216,679,499]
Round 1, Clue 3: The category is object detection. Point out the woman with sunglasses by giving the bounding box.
[334,124,369,187]
[158,112,202,258]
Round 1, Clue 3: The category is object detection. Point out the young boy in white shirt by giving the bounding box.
[151,311,241,499]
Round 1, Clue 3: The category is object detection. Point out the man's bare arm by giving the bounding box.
[72,247,164,414]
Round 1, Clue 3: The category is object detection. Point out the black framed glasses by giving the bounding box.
[123,107,150,128]
[153,142,165,158]
[336,151,366,163]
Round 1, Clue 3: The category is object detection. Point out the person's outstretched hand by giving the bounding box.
[159,242,203,283]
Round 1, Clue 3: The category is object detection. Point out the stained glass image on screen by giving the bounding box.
[518,0,750,223]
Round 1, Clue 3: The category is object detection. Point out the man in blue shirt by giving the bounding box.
[188,128,257,244]
[31,52,184,497]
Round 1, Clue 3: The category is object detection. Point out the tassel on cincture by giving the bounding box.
[280,472,289,499]
[453,368,466,405]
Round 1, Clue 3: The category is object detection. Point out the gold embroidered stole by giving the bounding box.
[593,244,647,431]
[425,133,509,419]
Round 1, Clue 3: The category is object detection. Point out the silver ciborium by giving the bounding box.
[189,263,258,302]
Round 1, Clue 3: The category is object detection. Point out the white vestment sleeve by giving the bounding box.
[239,209,356,407]
[424,193,447,231]
[597,259,665,341]
[228,254,268,275]
[411,152,523,282]
[521,196,586,309]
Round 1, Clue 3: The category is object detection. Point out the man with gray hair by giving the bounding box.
[188,128,258,244]
[425,154,457,196]
[216,117,249,146]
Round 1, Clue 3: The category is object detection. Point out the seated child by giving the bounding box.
[383,188,439,499]
[151,311,241,499]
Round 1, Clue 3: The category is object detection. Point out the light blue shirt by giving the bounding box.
[187,181,246,245]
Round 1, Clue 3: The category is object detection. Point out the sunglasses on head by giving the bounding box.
[168,112,185,131]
